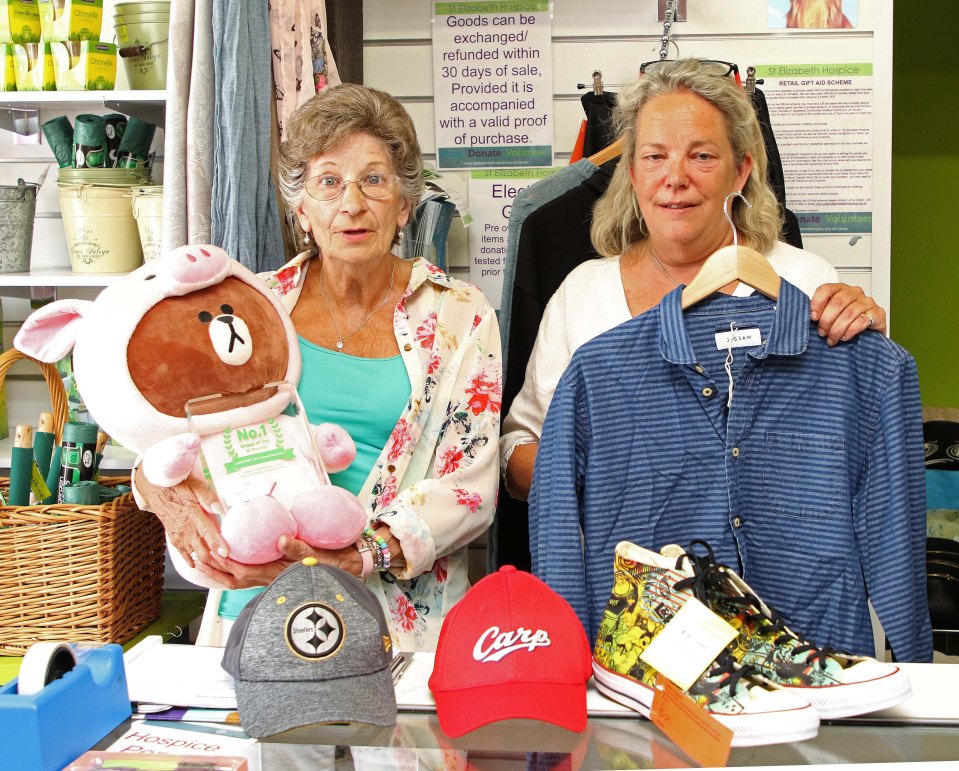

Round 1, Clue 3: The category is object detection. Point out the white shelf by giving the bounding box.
[0,90,165,106]
[0,90,166,130]
[0,268,130,286]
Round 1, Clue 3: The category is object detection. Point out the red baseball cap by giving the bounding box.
[429,565,592,737]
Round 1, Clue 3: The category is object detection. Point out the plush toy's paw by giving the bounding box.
[291,486,367,550]
[142,433,202,487]
[221,496,297,564]
[313,422,357,474]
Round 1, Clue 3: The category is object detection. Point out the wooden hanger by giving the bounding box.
[681,192,780,308]
[587,134,624,166]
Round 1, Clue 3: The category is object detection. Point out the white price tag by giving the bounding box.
[714,327,762,350]
[640,597,738,691]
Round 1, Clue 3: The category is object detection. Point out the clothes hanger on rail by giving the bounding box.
[681,191,781,309]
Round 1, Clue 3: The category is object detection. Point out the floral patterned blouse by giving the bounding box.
[264,253,503,650]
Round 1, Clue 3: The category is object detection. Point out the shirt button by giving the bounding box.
[702,387,714,397]
[731,447,740,458]
[694,364,704,374]
[733,516,742,528]
[387,465,396,473]
[403,343,412,352]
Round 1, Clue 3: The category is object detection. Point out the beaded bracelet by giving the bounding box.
[363,526,391,571]
[361,532,383,570]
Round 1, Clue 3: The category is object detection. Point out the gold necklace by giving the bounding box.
[647,245,682,287]
[318,260,396,350]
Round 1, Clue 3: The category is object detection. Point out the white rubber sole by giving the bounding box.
[592,661,820,748]
[783,663,913,720]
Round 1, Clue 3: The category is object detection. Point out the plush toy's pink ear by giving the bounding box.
[13,299,93,362]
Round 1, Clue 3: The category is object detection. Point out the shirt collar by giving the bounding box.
[658,279,810,364]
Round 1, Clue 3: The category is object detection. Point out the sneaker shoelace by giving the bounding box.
[673,540,839,672]
[700,649,759,697]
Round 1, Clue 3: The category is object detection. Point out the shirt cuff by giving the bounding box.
[374,505,435,581]
[499,435,537,483]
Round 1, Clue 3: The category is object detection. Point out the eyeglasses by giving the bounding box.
[304,171,399,202]
[639,59,742,88]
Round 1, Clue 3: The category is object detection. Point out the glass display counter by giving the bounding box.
[260,714,959,769]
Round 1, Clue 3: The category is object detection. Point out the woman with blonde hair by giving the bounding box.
[501,58,882,504]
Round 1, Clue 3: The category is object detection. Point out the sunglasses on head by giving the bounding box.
[639,59,742,88]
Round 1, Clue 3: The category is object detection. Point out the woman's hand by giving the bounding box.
[195,536,362,589]
[134,466,229,569]
[193,524,406,588]
[810,283,886,346]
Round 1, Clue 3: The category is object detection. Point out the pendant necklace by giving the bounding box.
[318,259,396,350]
[648,245,682,287]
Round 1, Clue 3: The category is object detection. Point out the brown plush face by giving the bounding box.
[128,277,290,418]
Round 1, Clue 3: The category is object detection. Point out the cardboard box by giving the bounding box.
[51,39,114,90]
[11,40,54,90]
[0,0,42,44]
[1,41,16,90]
[37,0,101,41]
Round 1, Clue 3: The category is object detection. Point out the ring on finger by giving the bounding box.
[190,550,200,562]
[860,311,876,328]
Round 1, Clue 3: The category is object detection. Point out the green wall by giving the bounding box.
[891,2,959,409]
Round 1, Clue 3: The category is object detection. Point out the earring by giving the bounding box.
[304,232,311,245]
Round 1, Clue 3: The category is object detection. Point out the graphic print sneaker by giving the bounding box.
[660,540,913,720]
[592,541,819,747]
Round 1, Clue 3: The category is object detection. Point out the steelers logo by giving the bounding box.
[285,603,344,659]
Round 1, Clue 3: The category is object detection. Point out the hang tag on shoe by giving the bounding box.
[640,596,738,691]
[650,676,733,768]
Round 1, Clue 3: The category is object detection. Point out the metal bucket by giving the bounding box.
[58,182,144,273]
[114,13,169,90]
[131,185,163,261]
[0,180,38,273]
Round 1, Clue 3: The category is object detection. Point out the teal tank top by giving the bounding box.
[218,339,411,620]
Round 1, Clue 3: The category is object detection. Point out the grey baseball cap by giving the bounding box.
[221,558,397,738]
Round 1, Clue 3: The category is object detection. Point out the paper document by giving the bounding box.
[124,636,238,709]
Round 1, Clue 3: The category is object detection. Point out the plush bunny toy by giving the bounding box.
[14,245,367,587]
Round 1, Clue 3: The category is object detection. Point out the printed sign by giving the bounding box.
[467,167,560,307]
[432,1,554,169]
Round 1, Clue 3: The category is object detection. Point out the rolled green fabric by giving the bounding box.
[104,114,128,167]
[115,116,156,168]
[41,116,74,168]
[72,113,107,168]
[62,480,100,505]
[97,485,123,502]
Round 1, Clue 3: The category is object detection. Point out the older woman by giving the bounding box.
[501,58,885,504]
[521,59,929,661]
[139,84,502,650]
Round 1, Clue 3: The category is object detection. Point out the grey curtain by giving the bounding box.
[162,0,215,254]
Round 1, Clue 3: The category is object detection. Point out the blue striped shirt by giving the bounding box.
[530,281,932,661]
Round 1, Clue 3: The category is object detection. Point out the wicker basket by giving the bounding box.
[0,348,165,655]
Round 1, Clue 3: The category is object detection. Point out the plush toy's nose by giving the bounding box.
[168,245,230,285]
[208,313,253,365]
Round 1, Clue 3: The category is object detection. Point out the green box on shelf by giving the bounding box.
[0,0,42,44]
[37,0,101,41]
[51,39,115,90]
[1,42,16,90]
[11,39,54,90]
